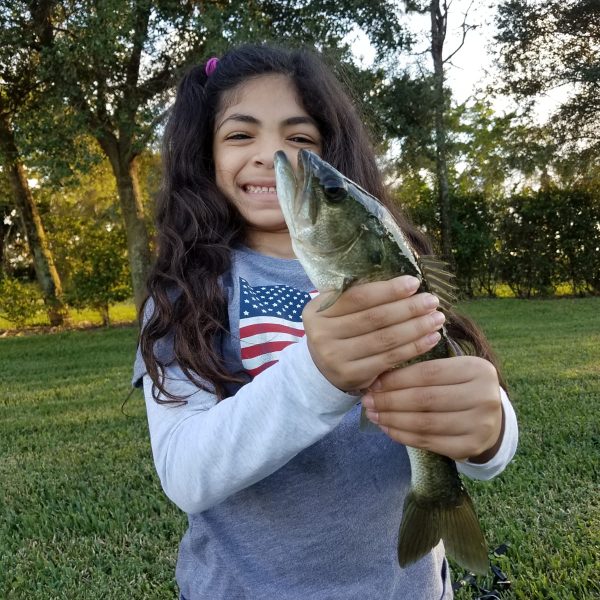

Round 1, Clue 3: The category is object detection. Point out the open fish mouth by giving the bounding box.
[274,149,323,234]
[274,150,300,233]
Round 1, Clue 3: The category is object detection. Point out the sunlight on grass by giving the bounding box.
[0,301,137,330]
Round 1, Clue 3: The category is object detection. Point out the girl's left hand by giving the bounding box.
[361,356,504,463]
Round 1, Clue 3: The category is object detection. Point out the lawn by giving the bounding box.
[1,298,598,599]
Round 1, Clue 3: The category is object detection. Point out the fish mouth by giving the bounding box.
[274,148,349,231]
[274,150,313,232]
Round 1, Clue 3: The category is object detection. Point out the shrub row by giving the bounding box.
[404,187,600,298]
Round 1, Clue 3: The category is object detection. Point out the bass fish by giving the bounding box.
[274,148,488,575]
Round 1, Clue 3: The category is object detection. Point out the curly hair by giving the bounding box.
[140,43,503,403]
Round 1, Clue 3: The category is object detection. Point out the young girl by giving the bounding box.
[133,44,518,600]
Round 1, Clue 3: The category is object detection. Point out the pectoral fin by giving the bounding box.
[317,276,356,312]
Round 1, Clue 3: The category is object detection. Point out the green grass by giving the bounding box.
[0,327,185,599]
[453,297,600,599]
[1,298,599,598]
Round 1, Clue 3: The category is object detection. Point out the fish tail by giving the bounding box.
[397,488,489,575]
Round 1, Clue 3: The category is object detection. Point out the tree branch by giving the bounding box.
[444,0,477,65]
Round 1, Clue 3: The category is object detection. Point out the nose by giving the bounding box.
[252,138,283,169]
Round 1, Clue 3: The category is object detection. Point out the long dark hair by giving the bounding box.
[141,43,503,403]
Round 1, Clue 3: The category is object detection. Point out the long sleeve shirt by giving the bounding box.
[133,246,518,600]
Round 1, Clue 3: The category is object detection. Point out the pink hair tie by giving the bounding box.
[205,57,219,77]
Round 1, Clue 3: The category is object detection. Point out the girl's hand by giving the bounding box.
[361,356,504,462]
[302,275,445,393]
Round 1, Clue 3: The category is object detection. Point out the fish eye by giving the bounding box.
[322,180,347,202]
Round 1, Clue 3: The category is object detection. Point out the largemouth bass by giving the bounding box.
[274,149,489,575]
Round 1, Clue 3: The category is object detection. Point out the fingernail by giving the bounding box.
[366,409,379,424]
[423,294,439,309]
[406,276,420,292]
[362,393,375,409]
[431,311,445,326]
[425,331,441,346]
[370,378,383,391]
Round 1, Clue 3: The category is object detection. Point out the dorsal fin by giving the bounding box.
[419,255,457,312]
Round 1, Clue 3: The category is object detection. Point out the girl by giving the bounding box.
[133,44,518,600]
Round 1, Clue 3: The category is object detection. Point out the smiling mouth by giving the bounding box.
[243,184,277,194]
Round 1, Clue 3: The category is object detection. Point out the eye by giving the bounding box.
[289,135,316,145]
[225,133,252,140]
[322,178,347,202]
[324,186,347,202]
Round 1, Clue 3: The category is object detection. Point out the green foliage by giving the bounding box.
[0,277,44,327]
[495,0,600,158]
[450,193,499,298]
[36,159,133,324]
[497,189,600,298]
[65,218,132,326]
[542,189,600,295]
[398,182,600,298]
[497,194,559,298]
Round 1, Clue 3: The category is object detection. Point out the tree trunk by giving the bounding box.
[431,0,452,263]
[99,302,110,327]
[106,149,152,311]
[0,113,68,326]
[0,206,7,274]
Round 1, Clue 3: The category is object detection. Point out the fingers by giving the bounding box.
[316,332,441,393]
[362,356,503,460]
[308,275,422,319]
[378,428,484,463]
[304,309,444,390]
[374,356,498,391]
[340,292,443,340]
[302,276,447,391]
[339,309,445,363]
[366,403,500,462]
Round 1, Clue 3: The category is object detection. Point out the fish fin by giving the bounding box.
[397,489,488,575]
[359,405,380,432]
[445,336,465,357]
[317,276,355,312]
[419,256,458,312]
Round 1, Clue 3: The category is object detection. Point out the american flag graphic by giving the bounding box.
[239,277,318,377]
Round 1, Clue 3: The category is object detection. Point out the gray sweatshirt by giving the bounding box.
[132,246,518,600]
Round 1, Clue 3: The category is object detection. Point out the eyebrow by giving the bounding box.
[216,113,318,131]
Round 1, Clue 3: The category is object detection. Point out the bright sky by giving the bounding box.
[350,0,568,123]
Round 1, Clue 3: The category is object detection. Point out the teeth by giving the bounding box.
[245,185,276,194]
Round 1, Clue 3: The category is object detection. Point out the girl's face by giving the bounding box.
[213,74,322,255]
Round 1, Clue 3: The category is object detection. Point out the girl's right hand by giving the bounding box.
[302,275,445,393]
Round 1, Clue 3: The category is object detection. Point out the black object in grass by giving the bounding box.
[452,543,512,599]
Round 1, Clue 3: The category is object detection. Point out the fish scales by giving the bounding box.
[274,148,489,575]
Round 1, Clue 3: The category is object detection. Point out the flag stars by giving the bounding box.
[239,278,312,323]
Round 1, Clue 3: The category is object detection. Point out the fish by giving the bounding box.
[274,148,489,575]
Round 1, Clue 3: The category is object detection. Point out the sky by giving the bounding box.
[350,0,567,123]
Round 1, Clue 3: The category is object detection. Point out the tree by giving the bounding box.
[0,0,68,325]
[495,0,600,157]
[399,0,477,263]
[66,214,132,326]
[429,0,453,262]
[36,0,408,310]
